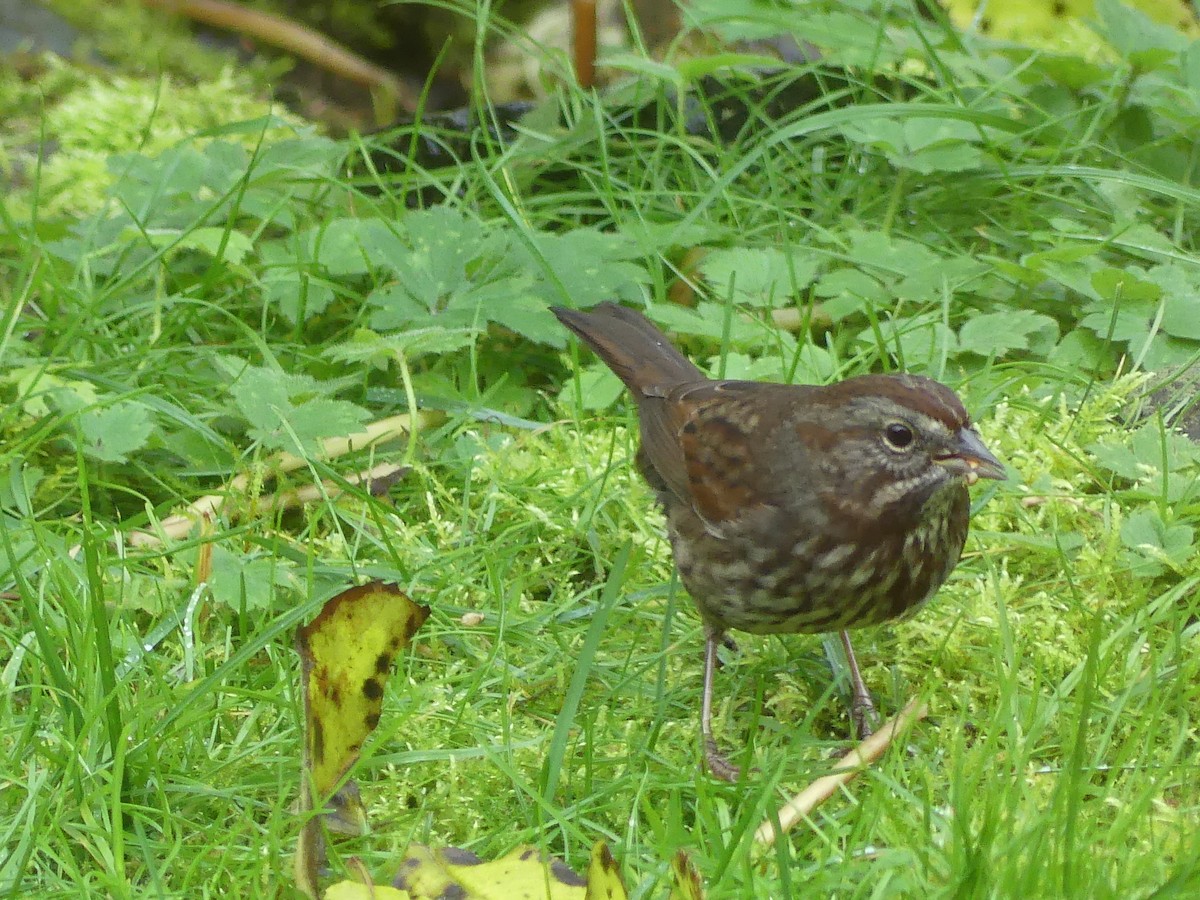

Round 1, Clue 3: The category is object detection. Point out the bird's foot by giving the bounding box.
[849,691,880,741]
[704,736,744,782]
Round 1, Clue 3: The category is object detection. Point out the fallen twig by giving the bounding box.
[142,0,418,113]
[129,412,435,547]
[755,698,929,847]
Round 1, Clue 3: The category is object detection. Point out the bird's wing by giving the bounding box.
[642,381,795,534]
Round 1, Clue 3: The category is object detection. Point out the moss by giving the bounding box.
[45,0,276,85]
[5,64,302,217]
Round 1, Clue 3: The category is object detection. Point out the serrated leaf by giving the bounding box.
[649,301,767,345]
[326,326,484,377]
[230,366,369,455]
[1079,298,1159,343]
[1046,328,1114,372]
[895,256,990,304]
[1090,422,1200,480]
[273,400,371,454]
[700,247,820,306]
[311,218,392,276]
[1135,333,1199,371]
[615,218,721,250]
[863,314,957,367]
[1119,507,1194,577]
[231,366,307,426]
[712,352,769,381]
[842,231,941,279]
[208,545,296,611]
[841,118,985,174]
[483,293,563,346]
[176,227,254,264]
[599,51,687,85]
[378,327,481,359]
[77,401,156,463]
[1148,265,1200,340]
[560,365,624,411]
[1094,0,1188,67]
[814,268,889,320]
[1091,268,1162,302]
[520,229,649,307]
[959,310,1059,357]
[11,370,100,418]
[263,272,336,324]
[250,134,344,175]
[376,208,494,311]
[365,282,429,329]
[901,141,984,175]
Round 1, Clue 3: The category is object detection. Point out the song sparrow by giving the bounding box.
[553,302,1005,780]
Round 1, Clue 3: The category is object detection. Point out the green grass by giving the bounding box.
[3,1,1200,896]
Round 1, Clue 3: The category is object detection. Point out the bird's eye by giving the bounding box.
[883,422,915,451]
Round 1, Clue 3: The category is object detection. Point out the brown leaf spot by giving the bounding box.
[441,847,483,866]
[362,677,384,701]
[404,609,430,641]
[312,719,325,766]
[551,858,586,886]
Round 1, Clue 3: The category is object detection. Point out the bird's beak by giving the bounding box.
[935,428,1006,485]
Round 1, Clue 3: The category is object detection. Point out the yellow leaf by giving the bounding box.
[293,582,429,899]
[394,844,590,899]
[325,881,412,899]
[668,850,704,900]
[584,842,628,900]
[941,0,1197,52]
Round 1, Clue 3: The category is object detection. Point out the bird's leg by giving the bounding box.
[701,626,742,781]
[840,630,879,739]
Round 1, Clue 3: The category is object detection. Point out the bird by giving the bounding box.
[552,301,1005,779]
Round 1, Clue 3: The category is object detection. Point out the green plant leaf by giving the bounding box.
[699,247,820,306]
[1046,329,1114,373]
[648,301,768,345]
[176,226,254,264]
[311,218,396,277]
[841,230,942,280]
[895,256,991,305]
[959,310,1059,357]
[262,272,336,324]
[518,229,649,308]
[1119,507,1194,577]
[813,268,889,320]
[1093,0,1188,68]
[77,401,156,463]
[1090,422,1200,481]
[862,313,958,368]
[230,366,368,455]
[1091,268,1162,302]
[1148,265,1200,340]
[559,365,625,410]
[841,117,986,174]
[484,294,563,346]
[208,545,297,610]
[1079,298,1159,343]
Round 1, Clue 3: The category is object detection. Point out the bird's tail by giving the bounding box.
[551,302,704,392]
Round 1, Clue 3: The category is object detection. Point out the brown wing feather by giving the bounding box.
[657,382,786,532]
[553,304,803,532]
